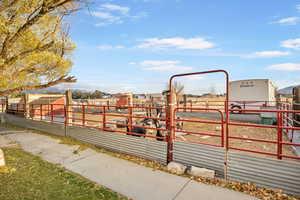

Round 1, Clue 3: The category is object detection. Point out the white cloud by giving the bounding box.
[281,38,300,50]
[136,37,215,50]
[297,4,300,11]
[246,51,290,58]
[141,60,180,66]
[133,60,193,72]
[100,4,130,15]
[91,11,115,19]
[91,4,146,27]
[115,45,125,49]
[97,45,125,50]
[266,63,300,71]
[92,11,123,26]
[271,17,299,25]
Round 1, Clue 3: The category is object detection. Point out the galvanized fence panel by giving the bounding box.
[173,141,225,177]
[67,125,167,164]
[3,114,65,136]
[228,151,300,196]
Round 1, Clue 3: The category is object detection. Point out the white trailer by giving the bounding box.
[229,79,277,112]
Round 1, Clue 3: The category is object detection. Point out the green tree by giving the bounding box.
[0,0,85,96]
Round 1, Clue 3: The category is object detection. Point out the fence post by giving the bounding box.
[47,104,50,119]
[277,112,283,160]
[64,105,68,137]
[82,105,85,126]
[285,104,288,136]
[24,94,30,118]
[40,104,42,120]
[5,96,8,113]
[102,106,106,130]
[30,104,33,119]
[66,90,73,126]
[64,105,67,126]
[128,107,133,133]
[166,91,175,163]
[50,104,54,122]
[107,100,110,111]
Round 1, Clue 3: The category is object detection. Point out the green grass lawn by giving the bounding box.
[0,147,128,200]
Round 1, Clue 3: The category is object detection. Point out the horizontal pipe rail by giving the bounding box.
[5,103,300,161]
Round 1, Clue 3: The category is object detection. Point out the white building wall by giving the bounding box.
[229,79,276,102]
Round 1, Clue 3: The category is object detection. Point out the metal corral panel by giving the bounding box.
[173,141,225,176]
[228,151,300,196]
[67,126,167,164]
[4,114,65,136]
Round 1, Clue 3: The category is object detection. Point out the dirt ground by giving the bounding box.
[180,117,296,159]
[71,107,298,161]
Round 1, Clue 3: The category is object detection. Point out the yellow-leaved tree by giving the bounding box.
[0,0,85,96]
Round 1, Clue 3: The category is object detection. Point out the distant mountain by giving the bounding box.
[278,85,300,94]
[24,86,113,99]
[24,87,66,94]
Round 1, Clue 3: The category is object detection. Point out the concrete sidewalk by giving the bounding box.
[0,130,258,200]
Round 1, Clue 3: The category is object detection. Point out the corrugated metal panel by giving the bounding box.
[67,126,167,164]
[4,114,65,136]
[173,141,225,177]
[228,151,300,196]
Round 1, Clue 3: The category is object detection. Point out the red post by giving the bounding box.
[82,105,85,126]
[50,104,54,122]
[128,107,133,133]
[166,94,173,163]
[221,114,225,147]
[168,70,230,165]
[102,106,106,130]
[40,104,43,120]
[285,105,289,136]
[277,112,283,160]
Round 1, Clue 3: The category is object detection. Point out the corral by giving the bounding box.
[1,70,300,196]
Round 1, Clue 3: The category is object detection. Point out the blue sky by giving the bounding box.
[63,0,300,94]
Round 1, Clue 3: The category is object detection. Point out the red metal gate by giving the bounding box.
[167,70,230,162]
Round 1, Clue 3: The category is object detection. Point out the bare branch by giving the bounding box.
[0,75,76,96]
